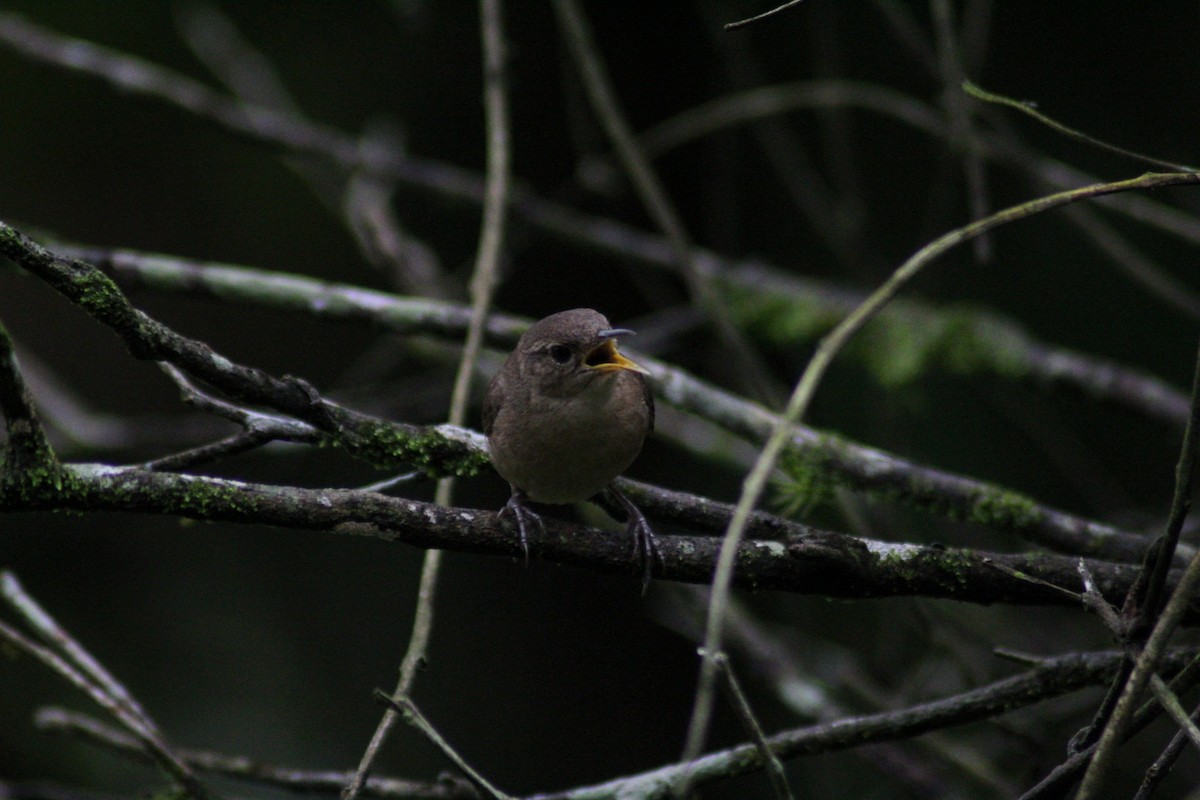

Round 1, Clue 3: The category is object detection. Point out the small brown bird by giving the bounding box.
[483,308,658,586]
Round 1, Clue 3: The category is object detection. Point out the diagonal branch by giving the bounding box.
[0,574,208,798]
[528,648,1200,800]
[36,706,477,799]
[685,168,1200,770]
[1075,333,1200,798]
[0,221,485,478]
[41,241,1171,563]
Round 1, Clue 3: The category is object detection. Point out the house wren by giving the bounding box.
[483,308,658,586]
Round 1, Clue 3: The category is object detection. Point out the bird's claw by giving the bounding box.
[499,489,544,566]
[611,487,660,595]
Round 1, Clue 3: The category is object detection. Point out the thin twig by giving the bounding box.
[344,558,442,800]
[344,2,510,795]
[551,0,782,407]
[380,693,512,800]
[1148,675,1200,754]
[0,580,207,799]
[1130,333,1200,640]
[980,559,1082,602]
[175,2,455,300]
[932,0,992,262]
[964,81,1197,173]
[661,587,1012,795]
[1061,204,1200,321]
[682,169,1200,774]
[141,430,276,471]
[527,649,1198,800]
[710,651,796,800]
[724,0,808,31]
[1132,703,1197,800]
[0,573,159,735]
[1076,559,1126,638]
[1018,649,1200,799]
[35,706,478,799]
[357,471,424,493]
[1076,333,1200,799]
[142,362,320,470]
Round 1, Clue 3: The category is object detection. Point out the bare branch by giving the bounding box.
[382,694,512,800]
[346,2,512,794]
[724,0,808,31]
[529,648,1200,800]
[1076,333,1200,798]
[35,706,478,799]
[0,573,207,799]
[685,168,1200,771]
[710,651,796,800]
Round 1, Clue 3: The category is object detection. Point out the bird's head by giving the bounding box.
[515,308,648,399]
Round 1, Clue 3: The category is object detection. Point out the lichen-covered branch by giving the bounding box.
[0,461,1181,615]
[0,222,486,478]
[38,240,1164,563]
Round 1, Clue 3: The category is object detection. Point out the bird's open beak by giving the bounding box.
[585,330,650,375]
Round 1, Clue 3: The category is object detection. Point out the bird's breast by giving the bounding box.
[488,373,649,504]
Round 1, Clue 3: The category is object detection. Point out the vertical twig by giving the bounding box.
[1075,333,1200,799]
[679,171,1200,784]
[930,0,991,262]
[1131,333,1200,637]
[1133,708,1198,800]
[550,0,782,408]
[341,1,511,797]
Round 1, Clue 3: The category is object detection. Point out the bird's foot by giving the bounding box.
[609,486,660,594]
[499,488,544,566]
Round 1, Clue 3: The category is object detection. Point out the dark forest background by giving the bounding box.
[3,2,1200,798]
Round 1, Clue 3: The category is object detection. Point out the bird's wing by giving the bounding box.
[642,373,655,434]
[481,371,503,437]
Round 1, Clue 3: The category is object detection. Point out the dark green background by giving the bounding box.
[2,2,1199,797]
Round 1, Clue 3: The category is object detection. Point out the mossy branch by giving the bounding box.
[0,319,59,481]
[0,461,1181,614]
[0,222,486,478]
[38,239,1168,563]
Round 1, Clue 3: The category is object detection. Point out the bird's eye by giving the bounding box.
[548,344,572,364]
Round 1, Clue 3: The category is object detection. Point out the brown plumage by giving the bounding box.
[483,309,658,587]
